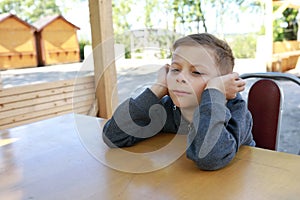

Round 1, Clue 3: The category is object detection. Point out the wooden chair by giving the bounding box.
[240,72,300,153]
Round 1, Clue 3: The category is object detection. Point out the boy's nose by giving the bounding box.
[176,74,187,83]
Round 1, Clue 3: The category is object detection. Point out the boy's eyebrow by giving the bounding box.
[170,61,181,66]
[193,64,205,68]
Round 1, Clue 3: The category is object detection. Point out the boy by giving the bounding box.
[103,33,255,170]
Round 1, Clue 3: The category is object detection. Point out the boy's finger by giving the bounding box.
[164,64,170,72]
[236,79,246,87]
[231,72,240,79]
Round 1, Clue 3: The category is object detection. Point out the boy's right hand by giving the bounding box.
[205,72,246,100]
[150,64,170,99]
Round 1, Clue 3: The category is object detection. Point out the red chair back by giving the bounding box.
[247,79,282,150]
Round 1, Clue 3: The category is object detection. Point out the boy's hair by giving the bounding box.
[172,33,234,75]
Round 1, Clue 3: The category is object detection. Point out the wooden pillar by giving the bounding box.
[265,0,274,71]
[88,0,118,118]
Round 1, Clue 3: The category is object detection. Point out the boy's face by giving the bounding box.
[167,45,219,109]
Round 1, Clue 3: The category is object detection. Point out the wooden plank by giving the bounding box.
[0,95,95,120]
[0,98,94,128]
[0,105,72,126]
[89,0,118,118]
[87,98,99,117]
[0,99,95,130]
[0,75,94,97]
[73,104,95,115]
[0,110,72,130]
[0,88,95,112]
[0,75,95,129]
[0,74,2,90]
[0,82,94,104]
[73,99,95,109]
[0,98,92,127]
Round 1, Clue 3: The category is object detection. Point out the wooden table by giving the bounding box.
[1,114,300,200]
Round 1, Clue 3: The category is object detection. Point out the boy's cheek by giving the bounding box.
[166,75,173,86]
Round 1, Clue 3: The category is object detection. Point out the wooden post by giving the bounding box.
[0,73,2,90]
[265,0,274,71]
[88,0,118,118]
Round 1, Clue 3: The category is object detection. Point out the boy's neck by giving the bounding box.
[180,106,196,123]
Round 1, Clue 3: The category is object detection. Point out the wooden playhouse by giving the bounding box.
[0,13,37,70]
[33,15,80,66]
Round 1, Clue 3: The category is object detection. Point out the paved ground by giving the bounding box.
[1,60,300,155]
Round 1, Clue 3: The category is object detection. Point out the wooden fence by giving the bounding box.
[272,41,300,72]
[0,75,97,130]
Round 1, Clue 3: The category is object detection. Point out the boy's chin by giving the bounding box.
[174,102,198,110]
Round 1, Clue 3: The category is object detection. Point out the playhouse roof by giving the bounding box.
[0,13,36,30]
[32,14,80,31]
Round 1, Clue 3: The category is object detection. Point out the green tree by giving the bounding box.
[112,0,133,58]
[273,8,299,41]
[112,0,133,34]
[144,0,158,28]
[170,0,262,34]
[0,0,23,16]
[172,0,207,33]
[0,0,61,23]
[227,34,257,58]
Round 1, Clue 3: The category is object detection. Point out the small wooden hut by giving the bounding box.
[0,13,37,70]
[33,15,80,66]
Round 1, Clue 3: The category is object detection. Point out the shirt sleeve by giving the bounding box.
[186,88,254,170]
[102,88,176,147]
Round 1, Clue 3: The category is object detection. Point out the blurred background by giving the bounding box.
[0,0,299,70]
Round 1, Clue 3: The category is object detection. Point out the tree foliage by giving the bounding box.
[144,0,158,28]
[273,8,299,41]
[0,0,61,23]
[172,0,206,33]
[227,34,257,58]
[112,0,134,58]
[112,0,133,34]
[110,0,265,59]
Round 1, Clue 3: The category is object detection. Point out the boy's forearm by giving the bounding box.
[186,89,237,170]
[103,88,163,147]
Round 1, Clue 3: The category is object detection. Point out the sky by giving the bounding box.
[61,1,91,40]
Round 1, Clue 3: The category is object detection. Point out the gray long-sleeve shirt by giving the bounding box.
[103,88,255,170]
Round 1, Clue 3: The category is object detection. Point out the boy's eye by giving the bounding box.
[192,71,202,75]
[170,67,180,73]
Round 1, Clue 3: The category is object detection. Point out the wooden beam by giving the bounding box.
[273,0,290,19]
[88,0,118,118]
[261,0,274,71]
[273,0,300,9]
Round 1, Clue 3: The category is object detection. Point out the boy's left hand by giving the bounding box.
[205,72,246,99]
[150,64,170,99]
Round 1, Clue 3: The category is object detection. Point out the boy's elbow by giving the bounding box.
[102,130,118,148]
[102,122,138,148]
[187,151,235,171]
[193,157,228,171]
[102,121,121,148]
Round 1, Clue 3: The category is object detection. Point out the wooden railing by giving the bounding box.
[0,75,97,130]
[272,41,300,72]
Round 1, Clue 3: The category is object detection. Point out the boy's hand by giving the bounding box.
[205,72,245,99]
[150,64,170,99]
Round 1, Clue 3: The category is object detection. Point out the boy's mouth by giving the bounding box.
[172,90,191,96]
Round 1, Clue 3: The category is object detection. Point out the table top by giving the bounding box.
[1,113,300,200]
